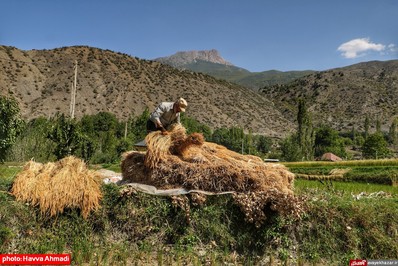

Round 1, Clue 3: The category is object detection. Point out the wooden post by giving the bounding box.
[124,121,128,139]
[70,60,77,119]
[69,81,74,117]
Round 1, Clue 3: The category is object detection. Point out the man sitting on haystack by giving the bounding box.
[146,97,188,135]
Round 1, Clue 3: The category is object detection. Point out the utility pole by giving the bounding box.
[124,121,128,140]
[70,60,77,119]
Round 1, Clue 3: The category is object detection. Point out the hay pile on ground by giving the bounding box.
[11,156,102,218]
[122,125,303,226]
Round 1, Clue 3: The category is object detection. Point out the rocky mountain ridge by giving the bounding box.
[154,49,314,89]
[154,49,233,68]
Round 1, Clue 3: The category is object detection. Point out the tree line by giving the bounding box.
[279,99,395,161]
[0,96,396,164]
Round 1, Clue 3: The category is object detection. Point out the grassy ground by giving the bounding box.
[1,162,397,265]
[295,179,398,195]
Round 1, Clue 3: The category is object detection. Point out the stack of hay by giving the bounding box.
[11,156,102,219]
[122,125,303,226]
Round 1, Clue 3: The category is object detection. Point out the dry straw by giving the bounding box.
[122,124,302,226]
[11,156,102,219]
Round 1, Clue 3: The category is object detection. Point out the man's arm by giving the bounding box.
[176,113,181,124]
[150,104,166,128]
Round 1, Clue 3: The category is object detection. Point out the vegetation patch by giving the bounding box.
[1,163,398,265]
[286,160,398,185]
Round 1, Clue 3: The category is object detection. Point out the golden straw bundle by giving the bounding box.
[11,161,43,203]
[11,156,102,219]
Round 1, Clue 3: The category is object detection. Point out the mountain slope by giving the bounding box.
[154,50,314,89]
[260,60,398,132]
[0,45,294,137]
[182,60,251,81]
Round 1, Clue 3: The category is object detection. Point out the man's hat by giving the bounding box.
[176,97,188,112]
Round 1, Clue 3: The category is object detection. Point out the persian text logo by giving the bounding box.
[350,260,368,266]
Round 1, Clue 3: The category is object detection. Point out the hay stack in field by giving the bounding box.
[11,161,43,203]
[121,124,302,226]
[11,156,102,219]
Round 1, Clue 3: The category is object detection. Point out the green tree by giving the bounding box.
[376,118,381,133]
[350,126,365,148]
[80,115,96,136]
[0,96,24,162]
[211,127,245,153]
[95,112,117,130]
[388,118,398,148]
[364,115,370,139]
[47,114,82,160]
[362,133,391,159]
[354,134,365,147]
[351,126,356,141]
[245,129,254,155]
[83,112,121,163]
[7,117,55,162]
[256,135,273,155]
[212,128,229,146]
[181,113,212,141]
[296,99,315,160]
[80,112,130,163]
[314,125,347,158]
[128,108,150,143]
[78,134,96,162]
[280,134,302,162]
[79,114,100,160]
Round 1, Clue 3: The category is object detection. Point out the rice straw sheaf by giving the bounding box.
[11,161,43,202]
[121,124,302,225]
[11,156,102,219]
[121,151,148,183]
[144,130,172,169]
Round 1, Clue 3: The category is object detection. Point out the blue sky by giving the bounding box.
[1,0,397,72]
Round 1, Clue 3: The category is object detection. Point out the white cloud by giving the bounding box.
[337,38,386,58]
[388,44,398,52]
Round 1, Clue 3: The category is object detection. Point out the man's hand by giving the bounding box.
[155,120,163,128]
[159,126,169,135]
[155,120,168,135]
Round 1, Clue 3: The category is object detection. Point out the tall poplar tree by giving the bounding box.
[376,117,381,133]
[389,117,398,149]
[364,115,370,139]
[296,98,315,160]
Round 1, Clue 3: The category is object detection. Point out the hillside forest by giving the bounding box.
[1,95,397,164]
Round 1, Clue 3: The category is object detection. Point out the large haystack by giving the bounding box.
[11,156,102,218]
[122,125,302,226]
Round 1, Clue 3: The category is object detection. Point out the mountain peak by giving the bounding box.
[154,49,234,67]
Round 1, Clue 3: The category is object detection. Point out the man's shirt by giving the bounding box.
[149,102,180,128]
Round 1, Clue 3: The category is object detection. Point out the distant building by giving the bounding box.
[320,152,342,162]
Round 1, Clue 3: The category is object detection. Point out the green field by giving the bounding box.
[284,159,398,186]
[294,179,397,195]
